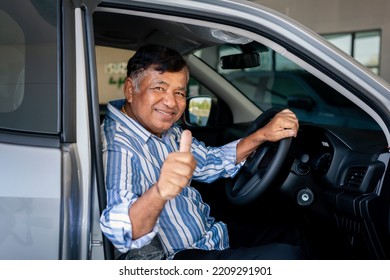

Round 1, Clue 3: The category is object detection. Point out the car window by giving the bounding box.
[96,46,215,115]
[195,44,380,130]
[96,44,220,129]
[0,1,58,134]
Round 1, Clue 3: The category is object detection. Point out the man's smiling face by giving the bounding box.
[124,67,189,137]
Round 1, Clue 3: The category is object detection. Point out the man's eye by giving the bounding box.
[175,92,186,98]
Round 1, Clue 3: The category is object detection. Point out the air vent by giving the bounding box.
[343,166,367,189]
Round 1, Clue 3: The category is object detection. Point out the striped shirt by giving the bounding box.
[100,99,243,259]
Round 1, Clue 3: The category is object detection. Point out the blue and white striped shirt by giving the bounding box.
[100,99,243,259]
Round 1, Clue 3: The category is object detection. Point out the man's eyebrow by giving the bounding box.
[154,80,187,91]
[154,80,168,86]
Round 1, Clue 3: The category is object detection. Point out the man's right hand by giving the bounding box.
[156,130,196,200]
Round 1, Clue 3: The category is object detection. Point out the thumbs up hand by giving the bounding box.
[156,130,197,201]
[179,129,192,152]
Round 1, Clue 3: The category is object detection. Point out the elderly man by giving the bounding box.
[100,44,303,260]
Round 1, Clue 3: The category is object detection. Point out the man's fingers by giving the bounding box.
[179,130,192,152]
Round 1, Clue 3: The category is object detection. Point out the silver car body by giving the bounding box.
[0,0,389,260]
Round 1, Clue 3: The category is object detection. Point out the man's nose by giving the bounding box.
[162,91,177,107]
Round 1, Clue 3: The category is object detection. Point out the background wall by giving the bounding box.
[252,0,390,83]
[96,46,134,104]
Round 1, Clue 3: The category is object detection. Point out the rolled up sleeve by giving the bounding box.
[100,194,159,253]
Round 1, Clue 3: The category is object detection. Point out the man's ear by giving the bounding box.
[124,77,133,103]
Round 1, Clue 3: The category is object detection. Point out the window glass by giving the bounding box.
[0,1,58,133]
[324,33,352,54]
[95,46,215,103]
[195,43,379,130]
[95,45,215,127]
[0,11,25,113]
[354,31,381,74]
[323,30,381,75]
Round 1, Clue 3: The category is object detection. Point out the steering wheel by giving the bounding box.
[226,108,292,205]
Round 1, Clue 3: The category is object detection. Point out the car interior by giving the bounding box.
[93,4,390,260]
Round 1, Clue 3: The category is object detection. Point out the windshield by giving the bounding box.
[194,43,380,130]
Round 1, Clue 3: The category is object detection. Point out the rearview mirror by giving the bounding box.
[220,53,260,69]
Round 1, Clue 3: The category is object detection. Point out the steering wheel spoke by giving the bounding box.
[226,108,293,205]
[245,145,269,175]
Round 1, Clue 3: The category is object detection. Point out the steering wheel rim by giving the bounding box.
[226,108,292,205]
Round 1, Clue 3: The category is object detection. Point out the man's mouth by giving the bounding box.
[155,108,176,116]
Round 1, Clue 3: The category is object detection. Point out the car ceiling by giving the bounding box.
[93,10,222,54]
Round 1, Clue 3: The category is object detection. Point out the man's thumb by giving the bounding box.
[179,130,192,152]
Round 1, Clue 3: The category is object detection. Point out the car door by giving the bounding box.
[0,0,64,259]
[0,0,107,260]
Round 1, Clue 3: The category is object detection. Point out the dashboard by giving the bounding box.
[280,124,390,258]
[287,124,387,194]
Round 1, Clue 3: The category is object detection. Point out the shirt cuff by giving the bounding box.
[220,139,245,177]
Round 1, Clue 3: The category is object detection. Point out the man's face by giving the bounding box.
[124,67,188,137]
